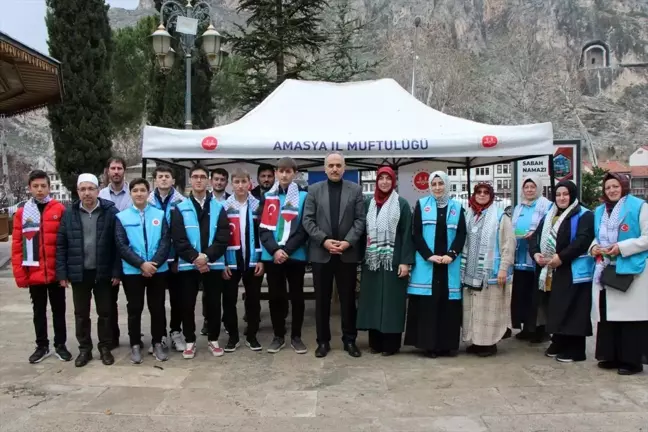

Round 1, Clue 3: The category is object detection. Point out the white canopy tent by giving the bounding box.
[141,78,554,172]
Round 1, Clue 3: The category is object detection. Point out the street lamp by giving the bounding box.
[150,0,225,129]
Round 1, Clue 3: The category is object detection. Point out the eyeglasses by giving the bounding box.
[475,190,490,195]
[191,175,208,181]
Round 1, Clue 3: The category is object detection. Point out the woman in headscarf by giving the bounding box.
[529,180,594,362]
[461,183,516,357]
[357,167,414,356]
[510,175,552,342]
[591,173,648,375]
[405,171,467,357]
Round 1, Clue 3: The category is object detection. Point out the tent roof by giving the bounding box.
[142,78,554,170]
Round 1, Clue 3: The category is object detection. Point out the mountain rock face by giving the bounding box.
[6,0,647,168]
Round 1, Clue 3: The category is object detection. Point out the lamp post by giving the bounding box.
[151,0,225,129]
[411,17,422,97]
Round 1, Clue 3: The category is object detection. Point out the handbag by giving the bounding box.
[600,265,634,293]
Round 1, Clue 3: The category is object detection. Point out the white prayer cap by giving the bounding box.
[77,173,99,187]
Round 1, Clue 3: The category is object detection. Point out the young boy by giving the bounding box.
[12,170,71,363]
[221,168,265,351]
[148,165,186,353]
[259,157,309,354]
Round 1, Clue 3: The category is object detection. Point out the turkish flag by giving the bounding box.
[260,196,280,229]
[227,214,241,249]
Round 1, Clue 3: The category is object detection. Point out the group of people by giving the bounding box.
[12,153,648,375]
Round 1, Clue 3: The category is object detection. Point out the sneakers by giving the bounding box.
[148,336,168,355]
[291,337,308,354]
[170,331,186,352]
[153,343,169,362]
[28,346,51,364]
[54,345,72,362]
[245,337,262,351]
[207,341,224,357]
[224,339,240,353]
[183,342,197,359]
[544,343,560,358]
[267,337,286,354]
[131,345,143,364]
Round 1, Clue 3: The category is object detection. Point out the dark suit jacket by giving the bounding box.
[302,179,366,263]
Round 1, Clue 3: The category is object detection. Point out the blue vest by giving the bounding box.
[150,189,183,262]
[408,198,463,299]
[485,209,514,286]
[225,201,260,269]
[594,195,648,275]
[569,207,596,283]
[116,205,170,275]
[176,198,225,271]
[513,201,552,271]
[260,190,308,262]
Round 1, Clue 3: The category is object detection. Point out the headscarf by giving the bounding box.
[429,171,450,208]
[468,182,495,217]
[520,175,543,205]
[374,166,396,207]
[602,173,630,213]
[553,180,578,215]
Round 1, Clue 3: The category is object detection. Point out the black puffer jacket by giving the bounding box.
[56,198,121,283]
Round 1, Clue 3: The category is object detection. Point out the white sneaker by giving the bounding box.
[170,331,186,352]
[207,341,224,357]
[182,342,196,359]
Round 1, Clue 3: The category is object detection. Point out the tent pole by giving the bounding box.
[547,153,556,200]
[466,157,472,194]
[141,158,147,179]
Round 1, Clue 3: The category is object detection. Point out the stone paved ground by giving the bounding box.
[0,268,647,432]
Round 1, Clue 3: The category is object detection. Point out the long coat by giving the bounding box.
[357,196,414,334]
[591,201,648,322]
[529,204,595,336]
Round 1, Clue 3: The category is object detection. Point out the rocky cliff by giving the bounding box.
[5,0,648,167]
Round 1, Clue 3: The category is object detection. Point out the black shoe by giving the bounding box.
[343,342,362,358]
[28,346,51,364]
[437,350,458,357]
[224,338,240,353]
[618,364,643,376]
[544,343,560,358]
[99,347,115,366]
[424,350,437,358]
[54,345,72,362]
[381,350,398,356]
[466,344,479,354]
[315,343,330,358]
[75,351,93,367]
[200,320,208,336]
[515,330,532,341]
[369,348,381,354]
[245,337,262,351]
[598,360,619,370]
[477,345,497,357]
[502,328,512,339]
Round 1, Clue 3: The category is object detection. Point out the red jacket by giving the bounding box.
[12,200,66,288]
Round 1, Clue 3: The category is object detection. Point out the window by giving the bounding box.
[451,184,457,192]
[497,165,502,174]
[503,164,510,174]
[476,167,490,176]
[497,180,502,189]
[461,184,467,192]
[448,168,457,176]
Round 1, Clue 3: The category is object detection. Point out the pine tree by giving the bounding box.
[581,166,608,209]
[226,0,329,111]
[311,0,380,83]
[46,0,114,195]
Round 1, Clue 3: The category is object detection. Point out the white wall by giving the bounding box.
[629,148,648,167]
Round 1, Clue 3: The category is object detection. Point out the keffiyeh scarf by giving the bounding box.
[148,188,184,206]
[260,182,299,230]
[223,193,260,214]
[512,196,551,233]
[537,199,580,291]
[461,204,499,288]
[21,196,52,266]
[366,191,401,271]
[593,196,626,284]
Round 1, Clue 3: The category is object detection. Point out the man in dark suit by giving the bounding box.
[302,152,366,358]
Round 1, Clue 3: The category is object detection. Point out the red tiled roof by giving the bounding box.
[631,166,648,177]
[599,161,630,173]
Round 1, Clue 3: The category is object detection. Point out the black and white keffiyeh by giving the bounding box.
[461,204,499,287]
[365,191,401,271]
[593,196,626,284]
